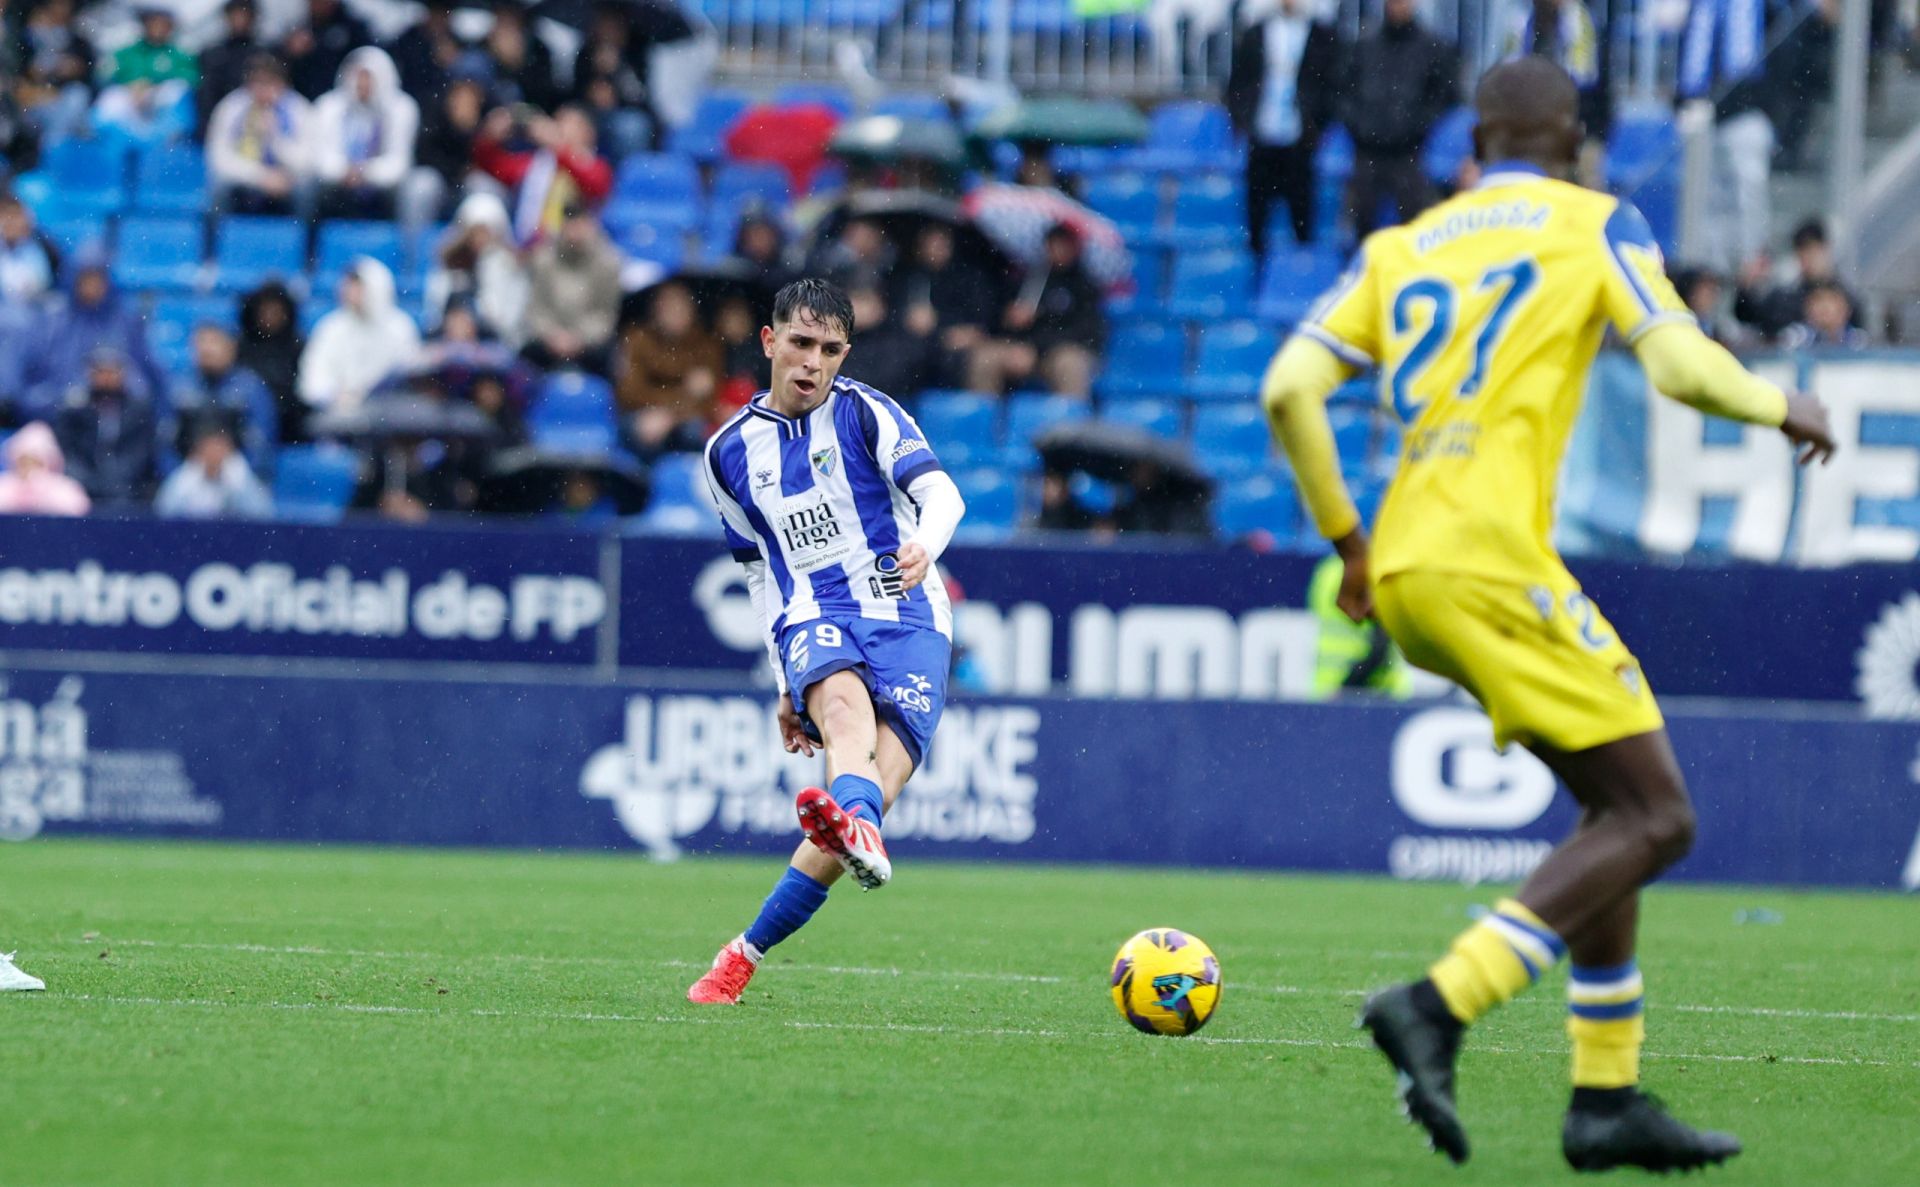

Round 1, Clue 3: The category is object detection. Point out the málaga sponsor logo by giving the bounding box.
[1386,707,1555,885]
[579,694,1038,860]
[0,676,222,842]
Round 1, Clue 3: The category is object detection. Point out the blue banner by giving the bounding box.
[5,667,1916,889]
[0,517,611,667]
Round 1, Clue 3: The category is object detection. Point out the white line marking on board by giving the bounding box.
[64,937,1920,1025]
[40,994,1918,1069]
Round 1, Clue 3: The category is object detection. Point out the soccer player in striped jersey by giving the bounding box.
[686,278,966,1005]
[1262,59,1836,1171]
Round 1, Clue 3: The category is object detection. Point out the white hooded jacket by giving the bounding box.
[298,257,422,411]
[425,191,532,347]
[309,46,419,189]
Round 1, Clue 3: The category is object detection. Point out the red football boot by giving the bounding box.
[686,937,759,1004]
[795,786,892,889]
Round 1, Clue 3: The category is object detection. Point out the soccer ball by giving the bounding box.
[1110,928,1221,1036]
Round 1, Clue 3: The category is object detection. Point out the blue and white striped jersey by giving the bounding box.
[704,376,953,641]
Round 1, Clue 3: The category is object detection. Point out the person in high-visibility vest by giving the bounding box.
[1308,553,1413,699]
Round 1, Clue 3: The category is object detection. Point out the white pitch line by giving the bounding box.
[40,993,1918,1069]
[55,937,1920,1026]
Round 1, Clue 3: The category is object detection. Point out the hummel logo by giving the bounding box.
[753,469,775,490]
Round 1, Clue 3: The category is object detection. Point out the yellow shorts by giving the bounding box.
[1374,569,1664,753]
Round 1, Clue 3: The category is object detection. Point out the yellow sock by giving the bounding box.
[1568,960,1646,1088]
[1427,898,1566,1024]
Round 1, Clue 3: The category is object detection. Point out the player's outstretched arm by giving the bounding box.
[1631,322,1837,465]
[1261,335,1373,620]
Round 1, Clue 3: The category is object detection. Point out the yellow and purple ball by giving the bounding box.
[1110,928,1222,1037]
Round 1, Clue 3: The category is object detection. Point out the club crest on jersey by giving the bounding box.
[811,446,838,478]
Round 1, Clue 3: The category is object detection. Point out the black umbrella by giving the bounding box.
[967,98,1150,148]
[527,0,696,38]
[620,259,777,326]
[479,443,651,515]
[308,392,501,442]
[807,189,1015,285]
[1034,420,1214,497]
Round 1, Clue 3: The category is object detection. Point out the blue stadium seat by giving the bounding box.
[669,88,752,160]
[1162,174,1245,250]
[41,139,132,217]
[315,221,406,292]
[1106,246,1167,318]
[613,153,701,205]
[1096,321,1186,397]
[134,142,207,214]
[145,293,238,373]
[115,215,204,291]
[213,215,305,293]
[1214,475,1300,540]
[609,220,687,268]
[1257,245,1345,324]
[1004,392,1090,448]
[711,161,791,210]
[1606,112,1678,186]
[273,443,360,522]
[530,371,617,435]
[1167,249,1254,321]
[912,391,997,467]
[1330,403,1379,475]
[952,468,1018,530]
[1422,107,1474,184]
[1316,125,1354,180]
[872,93,951,123]
[1130,100,1239,172]
[1187,320,1279,400]
[773,81,854,116]
[1101,397,1182,439]
[648,452,705,511]
[39,213,110,256]
[1081,172,1160,240]
[1190,404,1271,479]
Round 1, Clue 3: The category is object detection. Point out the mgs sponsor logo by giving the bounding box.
[890,673,935,715]
[1386,707,1557,885]
[580,695,1038,859]
[0,676,221,842]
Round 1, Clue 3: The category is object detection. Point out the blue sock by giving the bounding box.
[743,867,829,955]
[831,773,884,826]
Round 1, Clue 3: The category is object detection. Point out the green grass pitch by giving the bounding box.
[3,839,1915,1186]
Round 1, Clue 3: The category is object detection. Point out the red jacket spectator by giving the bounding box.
[472,105,612,246]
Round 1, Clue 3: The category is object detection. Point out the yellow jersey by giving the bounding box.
[1298,163,1694,587]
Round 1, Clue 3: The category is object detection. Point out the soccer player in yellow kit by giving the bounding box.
[1262,59,1836,1173]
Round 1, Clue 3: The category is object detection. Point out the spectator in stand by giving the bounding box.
[415,303,532,439]
[0,195,60,304]
[238,279,307,441]
[52,347,158,509]
[1671,265,1755,351]
[1340,0,1457,237]
[473,103,612,246]
[711,294,765,403]
[310,46,418,219]
[808,217,893,292]
[206,53,312,215]
[1225,0,1341,258]
[154,414,273,518]
[615,279,722,456]
[843,281,935,397]
[1676,0,1781,275]
[280,0,373,100]
[112,3,198,87]
[523,203,621,371]
[890,222,997,389]
[1782,281,1871,350]
[0,420,90,515]
[478,0,561,112]
[969,223,1106,399]
[298,257,420,412]
[1735,219,1863,342]
[26,253,165,417]
[402,74,488,235]
[425,191,530,346]
[14,0,96,147]
[163,322,277,472]
[0,302,44,423]
[197,0,261,133]
[386,0,464,101]
[1498,0,1610,184]
[571,1,654,161]
[731,212,795,293]
[1771,0,1837,171]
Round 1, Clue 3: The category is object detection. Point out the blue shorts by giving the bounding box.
[780,617,952,769]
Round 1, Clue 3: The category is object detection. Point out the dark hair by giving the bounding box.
[1792,219,1829,250]
[1804,278,1849,302]
[246,51,287,81]
[772,277,854,338]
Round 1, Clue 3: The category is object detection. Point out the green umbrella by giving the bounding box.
[829,115,967,171]
[967,97,1149,147]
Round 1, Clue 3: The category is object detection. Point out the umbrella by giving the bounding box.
[724,104,842,194]
[967,98,1149,148]
[828,116,966,172]
[808,189,1015,284]
[962,182,1133,293]
[527,0,696,39]
[1034,421,1213,497]
[308,393,501,442]
[620,258,777,326]
[479,444,651,516]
